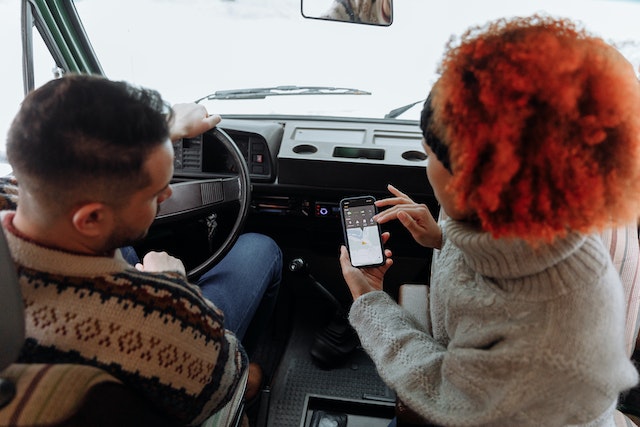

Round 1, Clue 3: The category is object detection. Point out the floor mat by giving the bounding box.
[263,309,394,427]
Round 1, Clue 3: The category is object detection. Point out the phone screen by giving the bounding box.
[340,196,385,268]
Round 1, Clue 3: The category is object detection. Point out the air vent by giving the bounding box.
[174,137,202,171]
[182,138,203,171]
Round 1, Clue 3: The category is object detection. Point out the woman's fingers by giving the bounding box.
[386,183,410,199]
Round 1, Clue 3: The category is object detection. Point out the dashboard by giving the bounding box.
[172,115,435,220]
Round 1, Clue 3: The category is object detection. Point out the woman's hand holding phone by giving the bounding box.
[340,196,386,268]
[339,232,393,300]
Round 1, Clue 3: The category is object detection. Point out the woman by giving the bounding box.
[339,15,640,426]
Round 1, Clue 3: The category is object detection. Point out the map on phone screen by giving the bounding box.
[344,205,383,266]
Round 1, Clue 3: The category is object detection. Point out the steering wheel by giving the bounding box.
[153,127,250,280]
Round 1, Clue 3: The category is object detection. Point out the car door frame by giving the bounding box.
[21,0,103,95]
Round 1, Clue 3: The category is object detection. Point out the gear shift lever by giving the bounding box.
[289,257,360,369]
[289,257,342,310]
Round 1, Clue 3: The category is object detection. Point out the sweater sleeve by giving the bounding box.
[349,290,632,426]
[171,274,249,425]
[125,271,249,425]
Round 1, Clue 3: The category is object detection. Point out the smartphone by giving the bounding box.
[340,196,385,268]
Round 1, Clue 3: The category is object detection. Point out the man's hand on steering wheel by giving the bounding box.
[169,103,221,142]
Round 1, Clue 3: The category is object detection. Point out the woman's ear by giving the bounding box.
[71,202,113,238]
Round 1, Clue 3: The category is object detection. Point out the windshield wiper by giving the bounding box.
[195,86,371,103]
[384,99,425,119]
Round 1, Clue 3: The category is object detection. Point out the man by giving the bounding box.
[2,74,281,425]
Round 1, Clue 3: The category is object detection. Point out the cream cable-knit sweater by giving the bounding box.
[349,219,638,426]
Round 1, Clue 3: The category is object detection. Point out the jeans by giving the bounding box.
[120,232,282,354]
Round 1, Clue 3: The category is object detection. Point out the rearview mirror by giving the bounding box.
[301,0,393,26]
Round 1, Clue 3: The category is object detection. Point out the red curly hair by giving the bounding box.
[430,15,640,242]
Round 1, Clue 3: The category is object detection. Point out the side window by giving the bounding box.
[0,2,60,175]
[0,2,23,169]
[32,24,64,89]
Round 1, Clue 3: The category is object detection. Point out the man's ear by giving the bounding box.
[71,202,113,237]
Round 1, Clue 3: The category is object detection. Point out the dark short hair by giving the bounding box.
[7,74,172,209]
[420,93,451,173]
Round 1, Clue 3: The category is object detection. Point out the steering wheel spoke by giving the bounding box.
[154,177,241,225]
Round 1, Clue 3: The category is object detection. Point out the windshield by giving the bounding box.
[70,0,640,122]
[1,0,639,148]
